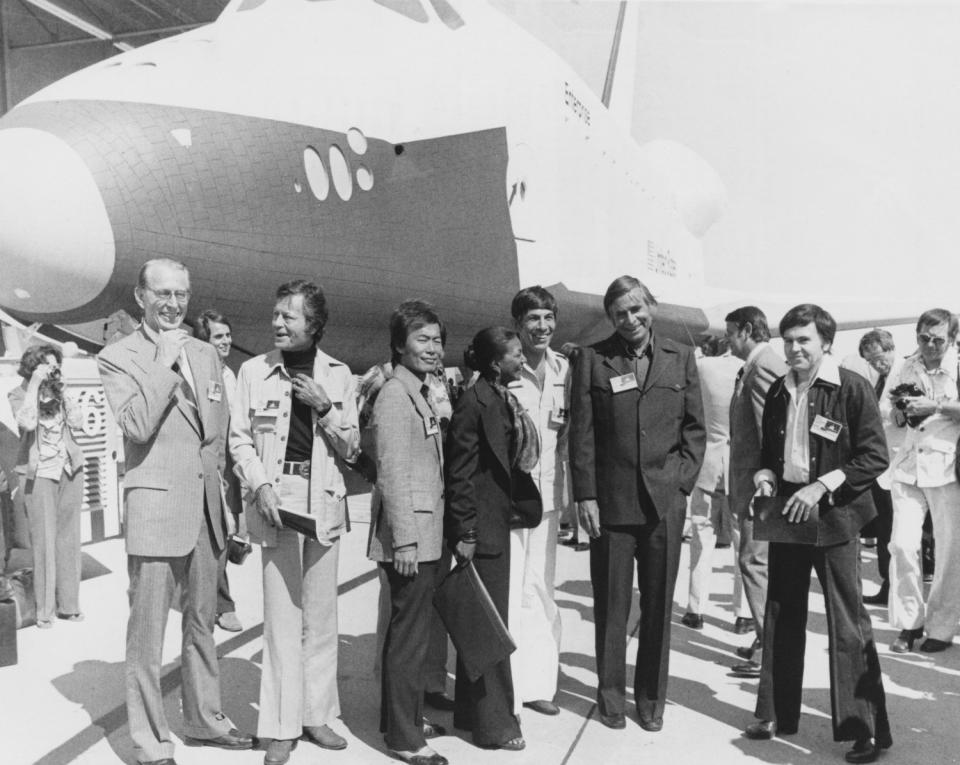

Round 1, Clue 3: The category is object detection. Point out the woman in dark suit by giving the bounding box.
[445,327,540,751]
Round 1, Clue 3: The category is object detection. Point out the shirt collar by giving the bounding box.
[785,353,841,396]
[520,345,563,379]
[616,331,655,360]
[907,346,959,380]
[261,345,346,379]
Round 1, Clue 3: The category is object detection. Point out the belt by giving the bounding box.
[282,460,311,479]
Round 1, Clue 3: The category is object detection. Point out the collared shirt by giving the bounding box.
[507,346,570,514]
[882,347,960,488]
[756,354,845,492]
[141,321,198,398]
[617,332,654,390]
[229,347,360,546]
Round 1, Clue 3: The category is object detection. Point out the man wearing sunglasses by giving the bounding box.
[882,309,960,655]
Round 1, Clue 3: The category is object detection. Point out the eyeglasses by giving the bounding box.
[146,287,191,303]
[917,333,948,347]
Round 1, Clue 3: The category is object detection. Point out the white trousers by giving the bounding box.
[889,480,960,640]
[258,474,341,739]
[508,510,562,710]
[687,487,749,618]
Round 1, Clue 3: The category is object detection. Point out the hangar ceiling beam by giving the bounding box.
[9,20,204,49]
[22,0,135,51]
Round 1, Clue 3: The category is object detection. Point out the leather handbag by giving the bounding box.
[226,534,252,565]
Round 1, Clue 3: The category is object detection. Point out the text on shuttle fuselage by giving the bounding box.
[564,82,591,126]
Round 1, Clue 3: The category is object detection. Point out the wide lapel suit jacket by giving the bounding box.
[570,332,706,524]
[367,365,446,563]
[99,327,229,557]
[729,343,788,474]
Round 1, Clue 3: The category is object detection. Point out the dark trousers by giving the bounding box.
[590,505,683,720]
[216,552,235,615]
[757,539,890,743]
[863,483,893,586]
[380,560,440,752]
[453,552,520,746]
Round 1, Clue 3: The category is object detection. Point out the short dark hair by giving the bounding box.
[464,326,519,379]
[511,285,558,321]
[858,328,894,357]
[602,275,657,316]
[916,308,959,339]
[779,304,836,346]
[137,258,189,289]
[194,309,231,342]
[18,344,62,380]
[724,306,771,343]
[276,280,328,342]
[389,300,444,366]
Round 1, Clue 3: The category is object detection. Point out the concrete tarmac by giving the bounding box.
[3,496,958,764]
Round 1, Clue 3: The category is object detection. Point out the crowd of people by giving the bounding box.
[5,255,960,765]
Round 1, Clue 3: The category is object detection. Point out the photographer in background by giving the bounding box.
[8,344,85,628]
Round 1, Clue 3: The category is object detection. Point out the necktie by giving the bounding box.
[874,373,887,400]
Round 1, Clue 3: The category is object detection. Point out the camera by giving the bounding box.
[889,382,927,428]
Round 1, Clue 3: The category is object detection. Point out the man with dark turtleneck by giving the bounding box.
[230,280,359,765]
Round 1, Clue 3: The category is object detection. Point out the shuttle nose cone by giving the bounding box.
[0,127,115,316]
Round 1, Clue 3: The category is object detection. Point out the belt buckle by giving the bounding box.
[299,460,311,480]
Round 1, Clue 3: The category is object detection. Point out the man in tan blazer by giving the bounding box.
[724,306,787,675]
[99,258,252,765]
[367,301,449,765]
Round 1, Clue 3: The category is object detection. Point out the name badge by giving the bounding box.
[610,373,638,393]
[255,400,281,416]
[551,406,568,425]
[425,416,440,436]
[207,381,223,402]
[811,414,842,441]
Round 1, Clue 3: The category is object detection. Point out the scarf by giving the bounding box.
[493,380,540,473]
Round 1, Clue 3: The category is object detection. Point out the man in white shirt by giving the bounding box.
[506,286,570,717]
[882,309,960,654]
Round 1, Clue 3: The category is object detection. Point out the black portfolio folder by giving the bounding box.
[753,496,819,545]
[433,562,516,682]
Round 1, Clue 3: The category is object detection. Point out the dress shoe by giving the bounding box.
[844,736,890,764]
[890,627,924,654]
[390,746,449,765]
[731,660,761,677]
[216,611,243,632]
[422,719,446,739]
[598,711,626,729]
[523,699,560,716]
[919,637,951,653]
[681,612,704,629]
[862,582,889,606]
[743,720,775,740]
[638,714,663,732]
[57,612,84,622]
[424,691,455,711]
[302,724,347,750]
[560,538,590,551]
[37,619,53,629]
[184,729,254,750]
[733,617,755,635]
[142,760,177,765]
[263,738,296,765]
[481,736,525,751]
[736,638,761,660]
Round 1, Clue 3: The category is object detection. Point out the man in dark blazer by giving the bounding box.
[743,304,890,765]
[725,306,788,674]
[99,258,252,765]
[569,275,705,731]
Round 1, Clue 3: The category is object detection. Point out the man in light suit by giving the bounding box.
[99,258,252,765]
[681,337,750,631]
[368,301,449,765]
[569,275,705,731]
[724,306,787,675]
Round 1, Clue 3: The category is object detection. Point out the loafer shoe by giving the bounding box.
[390,747,448,765]
[302,724,347,750]
[216,612,243,632]
[424,691,455,711]
[919,637,951,653]
[599,711,626,729]
[422,720,446,739]
[264,738,296,765]
[523,699,560,716]
[638,714,663,732]
[743,720,775,740]
[142,759,177,765]
[736,638,761,660]
[57,612,84,622]
[184,729,254,750]
[862,584,889,606]
[733,617,755,635]
[731,660,761,677]
[890,628,924,654]
[681,612,704,629]
[480,736,525,751]
[844,736,890,764]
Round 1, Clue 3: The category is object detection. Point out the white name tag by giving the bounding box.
[207,381,223,402]
[811,414,842,441]
[254,399,281,417]
[424,415,440,436]
[610,373,638,393]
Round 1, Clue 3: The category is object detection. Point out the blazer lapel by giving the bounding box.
[476,379,511,477]
[175,343,204,439]
[643,341,675,392]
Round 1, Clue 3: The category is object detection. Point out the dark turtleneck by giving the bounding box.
[282,345,317,462]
